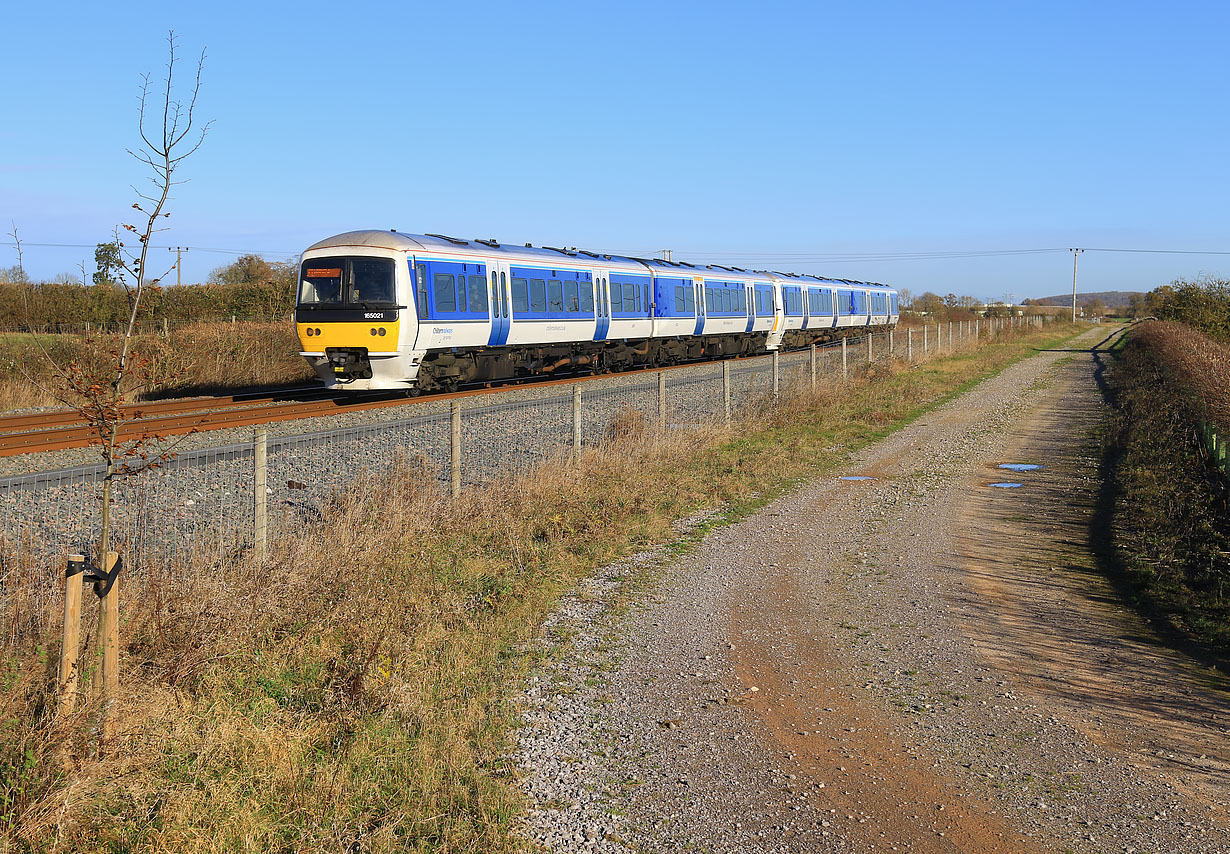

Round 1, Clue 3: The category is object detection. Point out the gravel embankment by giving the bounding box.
[515,326,1230,853]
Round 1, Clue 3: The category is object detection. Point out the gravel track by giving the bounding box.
[514,325,1230,853]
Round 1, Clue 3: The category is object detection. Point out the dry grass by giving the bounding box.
[0,320,1077,852]
[0,321,314,411]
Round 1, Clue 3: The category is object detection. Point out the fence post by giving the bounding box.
[907,327,913,362]
[772,350,780,396]
[658,371,667,431]
[889,329,894,358]
[59,555,85,716]
[841,337,848,381]
[923,324,929,356]
[723,360,731,427]
[162,317,169,338]
[572,383,582,462]
[809,344,817,391]
[948,321,953,350]
[99,552,119,742]
[867,332,873,366]
[450,399,461,498]
[254,428,267,565]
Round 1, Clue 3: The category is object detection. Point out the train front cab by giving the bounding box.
[295,249,420,391]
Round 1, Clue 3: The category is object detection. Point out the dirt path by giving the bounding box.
[516,326,1230,853]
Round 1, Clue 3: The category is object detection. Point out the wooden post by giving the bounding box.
[254,428,267,564]
[809,344,817,391]
[59,555,85,716]
[572,383,581,462]
[658,371,667,431]
[907,327,913,362]
[842,337,848,381]
[162,316,169,338]
[450,399,461,498]
[772,351,780,396]
[722,360,731,427]
[99,552,119,741]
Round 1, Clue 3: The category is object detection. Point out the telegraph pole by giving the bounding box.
[168,246,190,286]
[1069,248,1083,322]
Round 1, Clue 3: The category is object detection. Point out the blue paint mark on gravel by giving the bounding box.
[840,476,876,481]
[998,463,1043,472]
[989,482,1024,488]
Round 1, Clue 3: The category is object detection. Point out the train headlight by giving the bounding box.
[378,327,386,336]
[305,327,314,337]
[370,328,377,336]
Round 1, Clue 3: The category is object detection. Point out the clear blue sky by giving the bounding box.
[3,0,1229,302]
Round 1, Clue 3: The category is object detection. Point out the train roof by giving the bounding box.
[304,231,894,291]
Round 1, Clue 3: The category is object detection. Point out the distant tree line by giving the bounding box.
[0,248,296,329]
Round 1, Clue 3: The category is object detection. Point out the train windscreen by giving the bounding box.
[299,257,396,308]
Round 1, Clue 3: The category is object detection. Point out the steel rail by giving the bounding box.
[0,340,853,458]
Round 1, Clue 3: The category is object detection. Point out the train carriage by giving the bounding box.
[295,230,898,393]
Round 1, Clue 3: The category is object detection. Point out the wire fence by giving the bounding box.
[0,317,1048,617]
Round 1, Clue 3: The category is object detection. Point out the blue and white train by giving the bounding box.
[295,231,899,393]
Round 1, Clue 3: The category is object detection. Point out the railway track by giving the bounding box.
[0,342,848,458]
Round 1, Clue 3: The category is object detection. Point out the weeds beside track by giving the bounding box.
[2,321,1081,852]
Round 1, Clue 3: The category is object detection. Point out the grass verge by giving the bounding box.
[2,322,1080,852]
[1103,321,1230,656]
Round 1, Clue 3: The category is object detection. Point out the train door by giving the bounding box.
[487,260,511,346]
[745,283,754,333]
[593,271,610,341]
[693,276,705,335]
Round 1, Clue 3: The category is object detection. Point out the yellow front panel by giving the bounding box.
[297,320,401,353]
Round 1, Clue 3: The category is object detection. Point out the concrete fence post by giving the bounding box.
[908,327,913,361]
[809,344,817,391]
[842,337,848,381]
[572,383,582,462]
[889,329,894,357]
[658,371,667,431]
[867,332,873,365]
[450,399,461,498]
[923,324,929,356]
[722,360,731,427]
[772,350,780,396]
[254,427,267,564]
[948,321,953,351]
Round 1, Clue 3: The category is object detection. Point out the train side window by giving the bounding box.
[416,263,429,319]
[580,281,594,313]
[469,275,487,312]
[565,280,579,312]
[511,277,529,312]
[548,280,564,312]
[644,284,650,312]
[490,272,498,315]
[529,278,547,312]
[434,273,456,312]
[705,287,714,313]
[623,282,636,314]
[456,274,468,313]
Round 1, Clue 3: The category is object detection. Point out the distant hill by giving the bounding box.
[1030,290,1142,308]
